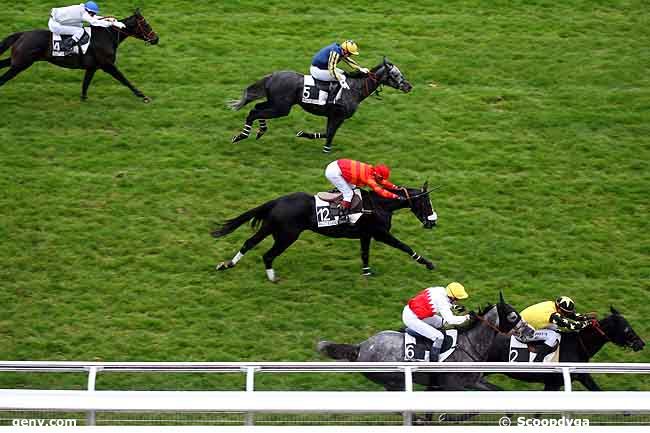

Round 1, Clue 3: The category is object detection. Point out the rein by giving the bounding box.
[113,16,156,44]
[362,72,383,99]
[577,319,609,359]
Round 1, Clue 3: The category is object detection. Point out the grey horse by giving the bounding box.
[318,293,533,391]
[229,58,412,153]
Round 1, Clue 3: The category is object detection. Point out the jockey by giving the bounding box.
[403,283,471,362]
[310,40,370,104]
[48,2,125,54]
[520,296,592,362]
[325,159,403,223]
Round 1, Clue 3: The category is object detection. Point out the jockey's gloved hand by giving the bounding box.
[397,196,406,201]
[114,21,126,29]
[359,67,370,74]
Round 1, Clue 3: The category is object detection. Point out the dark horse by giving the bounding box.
[0,9,158,101]
[318,293,533,391]
[229,58,412,153]
[484,306,645,391]
[212,183,437,282]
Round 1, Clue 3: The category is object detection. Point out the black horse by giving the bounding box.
[212,183,437,282]
[229,58,412,153]
[484,307,645,391]
[0,9,158,101]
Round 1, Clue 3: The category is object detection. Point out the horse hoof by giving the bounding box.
[80,95,88,102]
[232,134,246,143]
[361,267,373,276]
[215,261,234,271]
[256,130,267,140]
[142,96,151,103]
[426,263,436,270]
[322,146,332,153]
[296,130,304,137]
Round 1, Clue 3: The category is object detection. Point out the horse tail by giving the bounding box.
[211,198,278,238]
[227,75,270,111]
[0,32,22,56]
[317,341,360,362]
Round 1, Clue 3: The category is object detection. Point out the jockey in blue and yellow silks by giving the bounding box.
[310,40,369,104]
[520,296,592,361]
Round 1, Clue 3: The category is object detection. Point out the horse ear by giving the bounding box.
[422,180,428,192]
[135,8,141,15]
[610,305,620,315]
[499,291,505,304]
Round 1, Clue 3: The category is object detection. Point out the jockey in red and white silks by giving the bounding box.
[402,282,471,361]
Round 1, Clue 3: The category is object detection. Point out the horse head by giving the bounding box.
[598,306,645,352]
[373,57,412,93]
[403,181,437,229]
[495,291,534,339]
[121,9,159,45]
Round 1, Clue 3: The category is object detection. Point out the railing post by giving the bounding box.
[244,366,259,426]
[86,366,99,426]
[402,366,414,426]
[562,367,572,392]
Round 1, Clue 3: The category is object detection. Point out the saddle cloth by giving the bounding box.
[404,329,458,362]
[509,335,561,363]
[52,28,92,57]
[314,189,363,227]
[302,75,331,106]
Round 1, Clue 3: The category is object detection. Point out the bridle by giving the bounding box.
[456,311,526,362]
[114,15,157,44]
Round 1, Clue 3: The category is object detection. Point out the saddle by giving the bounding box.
[509,335,561,363]
[302,76,341,106]
[314,189,364,227]
[51,29,91,57]
[316,191,362,212]
[403,328,458,362]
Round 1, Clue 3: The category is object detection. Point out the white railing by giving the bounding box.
[0,362,649,426]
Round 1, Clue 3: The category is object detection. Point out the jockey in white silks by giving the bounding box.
[48,2,125,54]
[402,282,472,362]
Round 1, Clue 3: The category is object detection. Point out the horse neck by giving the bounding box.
[462,307,499,361]
[575,320,610,360]
[372,192,410,213]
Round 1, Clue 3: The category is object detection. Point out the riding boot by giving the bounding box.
[533,343,555,362]
[60,37,77,55]
[338,205,350,224]
[429,342,442,362]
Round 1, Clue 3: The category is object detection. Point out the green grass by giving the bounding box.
[0,0,648,393]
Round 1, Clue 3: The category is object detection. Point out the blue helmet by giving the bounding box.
[84,1,100,14]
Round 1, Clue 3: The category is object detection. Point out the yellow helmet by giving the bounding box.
[446,282,468,300]
[341,40,359,56]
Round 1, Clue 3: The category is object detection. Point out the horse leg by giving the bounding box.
[576,373,601,391]
[215,223,272,272]
[232,101,289,143]
[0,58,10,69]
[100,63,150,102]
[322,116,345,153]
[261,230,300,283]
[296,130,325,140]
[360,234,373,276]
[373,231,435,270]
[0,64,30,87]
[81,67,97,101]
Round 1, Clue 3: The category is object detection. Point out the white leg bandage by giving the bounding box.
[232,251,244,265]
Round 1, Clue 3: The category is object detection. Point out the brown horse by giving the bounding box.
[0,9,158,102]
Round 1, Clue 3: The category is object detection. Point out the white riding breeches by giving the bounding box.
[325,161,354,202]
[402,306,444,347]
[532,328,559,347]
[310,65,346,83]
[48,18,84,41]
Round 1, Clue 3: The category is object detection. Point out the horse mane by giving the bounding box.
[477,303,495,316]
